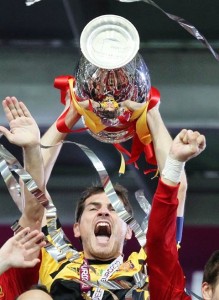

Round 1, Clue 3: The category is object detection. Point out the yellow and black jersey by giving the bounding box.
[40,244,149,300]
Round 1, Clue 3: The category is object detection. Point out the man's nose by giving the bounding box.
[97,207,110,216]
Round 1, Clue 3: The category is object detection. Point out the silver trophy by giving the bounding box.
[75,14,151,143]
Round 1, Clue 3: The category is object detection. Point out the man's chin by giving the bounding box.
[90,238,117,259]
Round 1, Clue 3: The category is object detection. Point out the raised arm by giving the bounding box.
[121,100,187,219]
[146,129,206,299]
[0,97,46,229]
[147,105,188,221]
[40,96,80,184]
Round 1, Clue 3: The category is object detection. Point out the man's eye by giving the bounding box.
[90,208,97,211]
[110,207,116,211]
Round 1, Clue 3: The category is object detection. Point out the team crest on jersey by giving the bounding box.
[0,286,4,298]
[68,266,80,274]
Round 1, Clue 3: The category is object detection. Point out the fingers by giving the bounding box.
[0,125,11,139]
[179,129,205,148]
[22,258,41,268]
[178,129,188,143]
[11,97,25,118]
[2,97,15,122]
[78,99,99,110]
[14,227,31,241]
[3,97,20,120]
[14,228,45,252]
[25,239,46,255]
[177,129,206,160]
[19,101,32,118]
[186,130,206,151]
[78,100,89,109]
[19,230,45,249]
[120,100,145,111]
[2,96,28,120]
[197,134,206,151]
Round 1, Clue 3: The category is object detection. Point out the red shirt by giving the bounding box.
[0,264,39,300]
[146,179,191,300]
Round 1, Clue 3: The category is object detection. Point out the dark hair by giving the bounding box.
[15,284,51,299]
[75,183,133,222]
[30,284,50,294]
[202,250,219,290]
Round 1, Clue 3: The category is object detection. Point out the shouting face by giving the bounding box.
[73,192,132,260]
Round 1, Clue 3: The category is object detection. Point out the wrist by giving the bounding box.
[65,105,81,128]
[0,256,10,273]
[22,142,41,151]
[11,220,24,234]
[162,155,185,184]
[147,107,161,130]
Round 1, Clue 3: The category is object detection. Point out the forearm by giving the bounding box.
[147,107,188,216]
[147,178,179,258]
[23,144,44,191]
[161,143,188,245]
[21,144,46,229]
[161,155,187,217]
[147,107,172,172]
[18,191,46,229]
[41,103,80,184]
[41,122,65,185]
[176,171,187,217]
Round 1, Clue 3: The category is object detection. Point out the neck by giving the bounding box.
[83,251,122,261]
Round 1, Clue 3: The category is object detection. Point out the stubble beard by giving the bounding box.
[85,238,121,260]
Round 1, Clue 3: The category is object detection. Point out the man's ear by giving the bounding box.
[125,225,132,241]
[73,222,81,238]
[202,282,213,299]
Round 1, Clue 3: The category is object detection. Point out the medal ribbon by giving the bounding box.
[80,259,91,293]
[92,255,123,300]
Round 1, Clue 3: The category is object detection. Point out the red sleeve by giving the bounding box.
[0,259,40,300]
[146,179,190,300]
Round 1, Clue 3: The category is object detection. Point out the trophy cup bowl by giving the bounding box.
[75,14,151,143]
